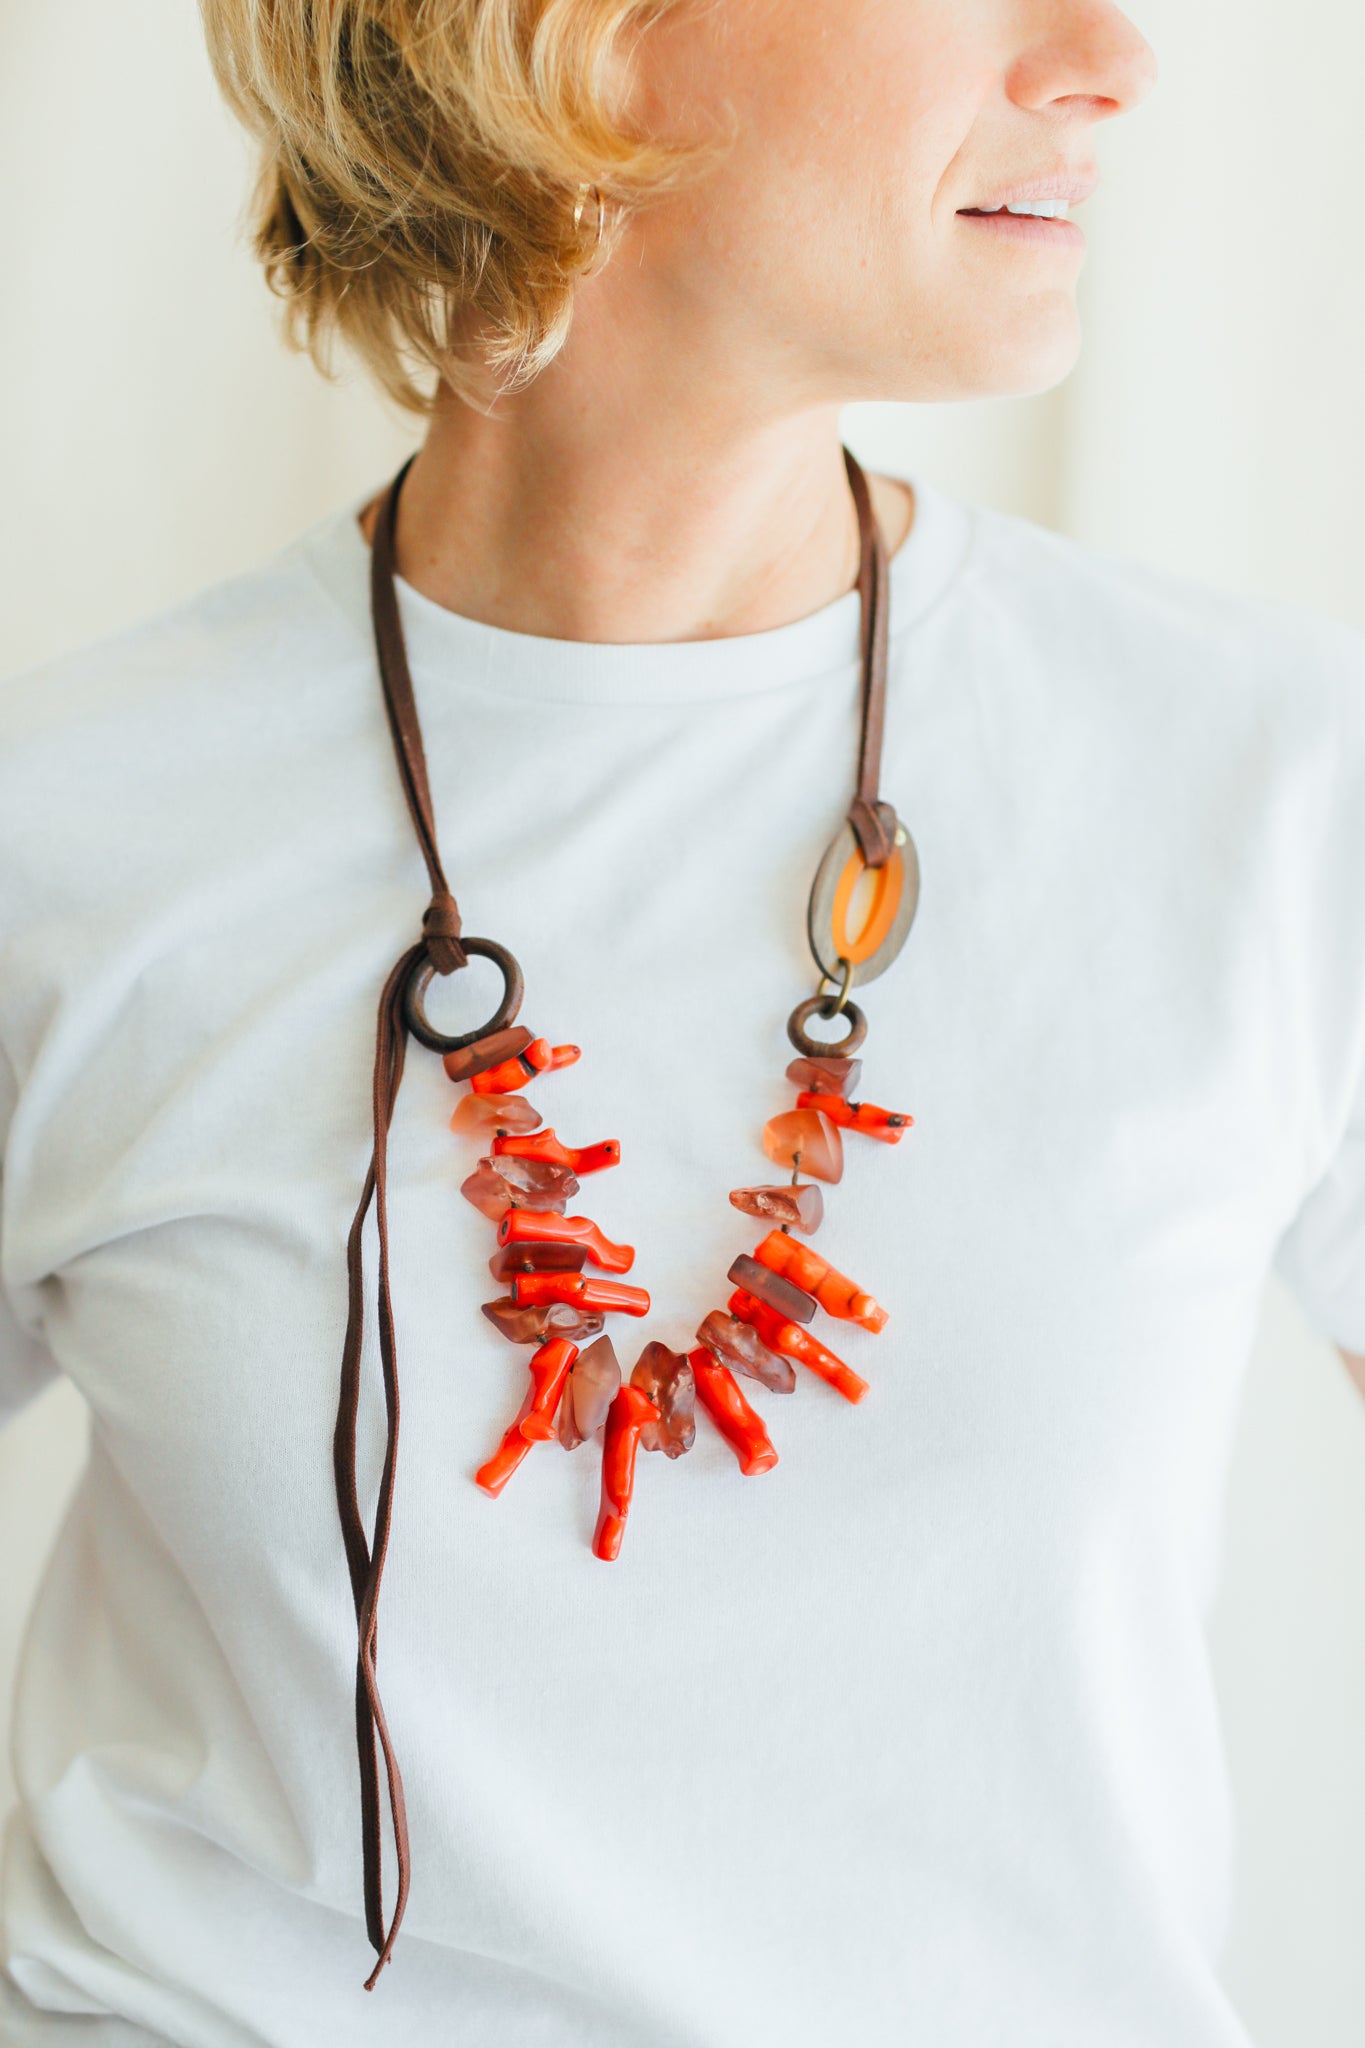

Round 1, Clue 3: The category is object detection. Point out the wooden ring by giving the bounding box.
[786,994,868,1061]
[401,937,525,1054]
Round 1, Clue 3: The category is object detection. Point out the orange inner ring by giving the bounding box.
[830,846,904,966]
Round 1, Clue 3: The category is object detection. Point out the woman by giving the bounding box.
[1,2,1362,2043]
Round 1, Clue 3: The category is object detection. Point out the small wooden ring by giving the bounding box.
[786,994,868,1061]
[401,937,525,1055]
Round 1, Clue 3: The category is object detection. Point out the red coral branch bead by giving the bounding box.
[510,1273,651,1317]
[470,1040,582,1094]
[474,1339,578,1494]
[750,1229,888,1332]
[793,1090,912,1142]
[687,1346,780,1475]
[727,1290,869,1405]
[592,1384,660,1560]
[519,1337,579,1443]
[497,1210,634,1272]
[491,1129,620,1174]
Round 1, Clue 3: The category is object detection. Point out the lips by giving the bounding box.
[959,170,1100,212]
[956,209,1085,249]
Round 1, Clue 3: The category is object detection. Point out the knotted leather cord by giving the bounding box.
[333,443,895,1989]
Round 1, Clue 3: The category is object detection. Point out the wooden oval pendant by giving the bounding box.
[806,820,920,986]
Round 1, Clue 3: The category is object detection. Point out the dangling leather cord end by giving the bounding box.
[335,945,420,1991]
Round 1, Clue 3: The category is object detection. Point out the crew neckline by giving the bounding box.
[298,464,975,708]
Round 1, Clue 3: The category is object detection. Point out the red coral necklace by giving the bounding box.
[334,445,919,1989]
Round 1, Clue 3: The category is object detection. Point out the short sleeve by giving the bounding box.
[1269,637,1365,1357]
[0,1038,60,1426]
[1272,1076,1365,1355]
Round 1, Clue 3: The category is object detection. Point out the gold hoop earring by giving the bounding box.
[572,181,605,256]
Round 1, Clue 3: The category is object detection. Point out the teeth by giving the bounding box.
[1004,200,1069,218]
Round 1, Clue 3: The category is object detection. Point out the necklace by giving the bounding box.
[334,445,919,1988]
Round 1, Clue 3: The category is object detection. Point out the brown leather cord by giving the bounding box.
[842,447,899,868]
[369,453,468,976]
[333,442,897,1990]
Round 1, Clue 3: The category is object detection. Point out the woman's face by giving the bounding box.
[628,0,1158,403]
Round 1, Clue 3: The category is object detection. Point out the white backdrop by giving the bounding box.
[1,3,1363,2041]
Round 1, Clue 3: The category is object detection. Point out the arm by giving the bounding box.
[1341,1349,1365,1401]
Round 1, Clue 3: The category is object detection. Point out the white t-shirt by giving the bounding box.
[1,467,1363,2048]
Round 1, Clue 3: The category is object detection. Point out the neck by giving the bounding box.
[359,292,912,643]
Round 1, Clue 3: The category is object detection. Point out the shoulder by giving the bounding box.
[962,496,1365,692]
[0,510,364,759]
[950,496,1365,770]
[0,505,374,930]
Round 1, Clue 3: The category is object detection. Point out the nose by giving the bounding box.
[1006,0,1159,121]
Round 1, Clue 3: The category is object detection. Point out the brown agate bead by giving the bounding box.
[630,1342,697,1459]
[487,1241,588,1282]
[727,1253,817,1324]
[558,1334,622,1448]
[728,1183,824,1234]
[442,1027,534,1086]
[459,1155,578,1222]
[481,1298,606,1346]
[461,1159,518,1222]
[450,1092,543,1137]
[785,1055,862,1099]
[761,1108,843,1184]
[695,1309,796,1395]
[494,1155,580,1204]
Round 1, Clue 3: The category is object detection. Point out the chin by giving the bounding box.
[962,307,1083,399]
[844,297,1082,405]
[929,313,1088,401]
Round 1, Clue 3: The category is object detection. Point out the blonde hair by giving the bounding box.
[198,0,710,414]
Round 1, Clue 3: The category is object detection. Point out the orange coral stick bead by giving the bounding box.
[469,1055,536,1096]
[475,1339,576,1493]
[751,1229,888,1333]
[518,1338,578,1443]
[526,1041,582,1073]
[793,1090,912,1143]
[469,1040,580,1095]
[510,1273,652,1317]
[473,1424,534,1498]
[497,1209,634,1272]
[727,1290,869,1405]
[592,1384,660,1561]
[491,1129,621,1175]
[687,1346,780,1476]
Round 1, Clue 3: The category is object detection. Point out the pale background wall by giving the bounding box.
[1,2,1363,2041]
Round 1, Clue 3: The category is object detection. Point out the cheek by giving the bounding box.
[716,9,990,275]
